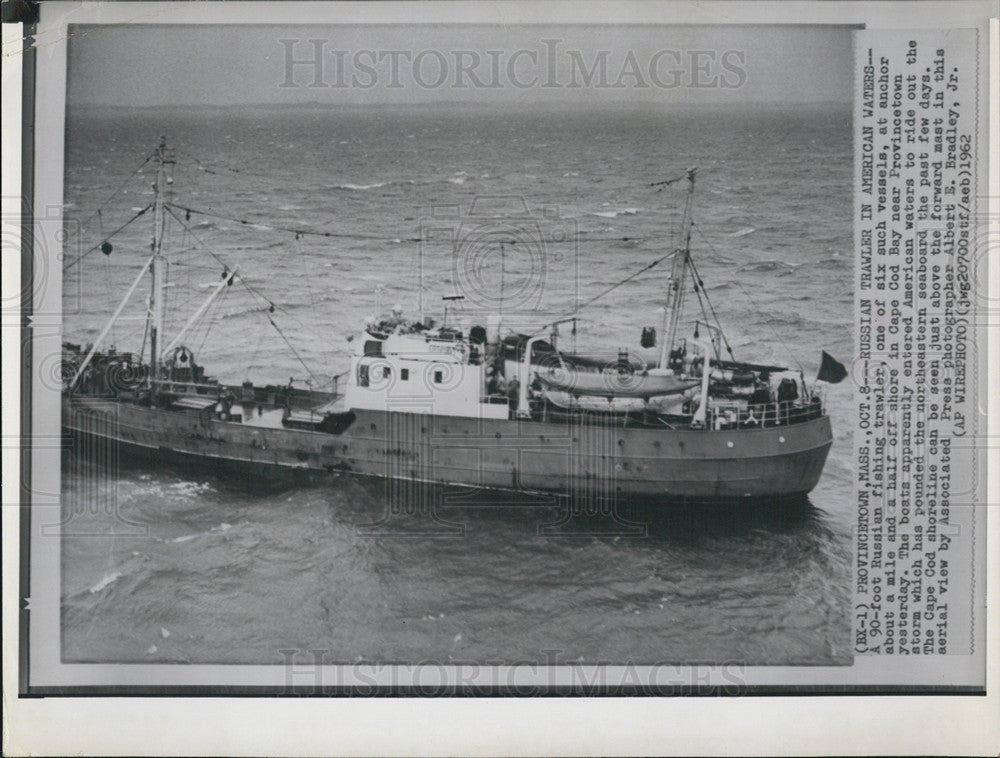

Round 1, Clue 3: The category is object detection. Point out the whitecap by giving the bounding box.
[589,208,638,219]
[337,182,389,191]
[88,572,121,593]
[170,481,213,496]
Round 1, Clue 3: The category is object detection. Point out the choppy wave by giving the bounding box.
[812,255,850,270]
[219,304,275,320]
[589,207,640,218]
[736,260,798,274]
[332,179,417,191]
[335,182,391,191]
[88,572,122,594]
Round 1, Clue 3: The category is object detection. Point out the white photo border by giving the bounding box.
[3,2,999,755]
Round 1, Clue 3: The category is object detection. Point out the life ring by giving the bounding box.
[167,345,195,366]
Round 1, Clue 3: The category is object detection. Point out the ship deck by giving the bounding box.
[238,408,288,429]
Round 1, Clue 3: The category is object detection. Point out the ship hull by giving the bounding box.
[63,396,833,501]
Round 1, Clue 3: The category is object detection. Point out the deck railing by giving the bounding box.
[707,397,825,429]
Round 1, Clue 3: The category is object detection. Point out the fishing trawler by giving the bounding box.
[62,138,839,501]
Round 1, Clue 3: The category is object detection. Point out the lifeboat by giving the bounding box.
[535,367,698,398]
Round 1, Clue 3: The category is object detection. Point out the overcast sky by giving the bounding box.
[67,24,853,107]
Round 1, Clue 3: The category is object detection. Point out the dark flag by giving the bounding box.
[816,351,848,384]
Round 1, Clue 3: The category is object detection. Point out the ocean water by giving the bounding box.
[61,103,854,666]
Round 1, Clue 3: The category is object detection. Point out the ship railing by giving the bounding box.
[708,397,824,429]
[154,379,223,395]
[150,378,338,409]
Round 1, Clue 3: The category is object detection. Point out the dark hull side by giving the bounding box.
[63,396,833,500]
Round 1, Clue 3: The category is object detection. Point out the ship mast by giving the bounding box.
[148,136,172,392]
[658,167,697,370]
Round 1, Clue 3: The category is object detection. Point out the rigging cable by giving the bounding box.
[529,249,678,337]
[167,202,676,245]
[194,290,225,359]
[267,313,319,386]
[693,223,804,373]
[165,204,308,328]
[164,204,239,273]
[72,151,155,234]
[689,224,737,360]
[164,203,321,383]
[245,317,269,380]
[173,155,244,178]
[97,209,118,348]
[522,182,690,339]
[650,170,693,192]
[732,277,805,375]
[168,202,422,242]
[62,204,153,271]
[687,256,719,358]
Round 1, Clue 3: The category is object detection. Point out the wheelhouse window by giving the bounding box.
[401,368,409,381]
[358,363,370,387]
[434,370,443,384]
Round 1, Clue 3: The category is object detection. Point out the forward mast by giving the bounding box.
[149,136,173,392]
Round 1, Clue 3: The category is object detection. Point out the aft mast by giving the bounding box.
[659,167,697,370]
